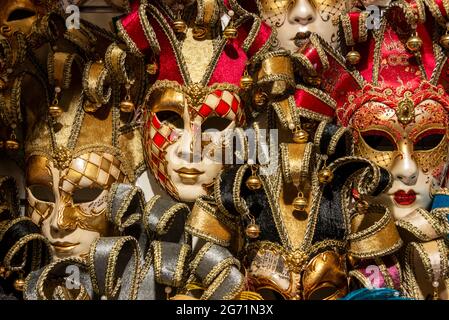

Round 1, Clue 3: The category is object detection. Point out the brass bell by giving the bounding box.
[318,167,333,184]
[120,99,135,113]
[293,128,309,144]
[406,33,422,52]
[5,139,19,151]
[224,24,238,40]
[293,192,308,212]
[173,18,187,35]
[254,91,268,107]
[240,71,253,89]
[146,62,158,75]
[246,174,262,191]
[346,50,361,65]
[440,33,449,49]
[84,101,101,113]
[245,223,261,239]
[13,277,25,292]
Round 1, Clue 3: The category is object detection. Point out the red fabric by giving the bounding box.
[303,47,323,74]
[419,20,437,80]
[435,0,448,17]
[120,7,151,55]
[349,12,359,42]
[142,13,183,84]
[294,89,335,118]
[248,22,272,57]
[208,41,247,86]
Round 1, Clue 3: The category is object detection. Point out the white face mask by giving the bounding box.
[261,0,346,52]
[26,152,127,260]
[143,86,245,203]
[351,99,449,220]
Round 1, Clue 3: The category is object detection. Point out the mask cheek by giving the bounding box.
[75,190,109,235]
[26,189,54,227]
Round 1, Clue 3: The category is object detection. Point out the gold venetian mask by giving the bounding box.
[0,0,46,37]
[352,97,449,220]
[26,149,127,260]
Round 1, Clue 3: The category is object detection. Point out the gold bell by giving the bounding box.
[173,18,187,35]
[14,277,25,292]
[245,223,261,239]
[440,33,449,49]
[5,139,19,151]
[318,167,333,184]
[406,33,422,52]
[246,174,262,191]
[146,62,158,75]
[5,131,19,151]
[346,49,361,65]
[120,99,135,113]
[84,101,101,113]
[240,71,253,89]
[49,99,63,118]
[293,192,308,212]
[224,23,238,40]
[293,128,309,144]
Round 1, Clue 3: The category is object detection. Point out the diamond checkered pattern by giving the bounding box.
[143,89,246,196]
[62,152,126,194]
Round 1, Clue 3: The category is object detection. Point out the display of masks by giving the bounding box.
[2,0,449,303]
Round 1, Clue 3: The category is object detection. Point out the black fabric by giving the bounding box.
[240,168,282,244]
[373,167,392,197]
[218,166,241,216]
[0,219,50,274]
[218,166,282,244]
[0,219,40,260]
[312,158,392,243]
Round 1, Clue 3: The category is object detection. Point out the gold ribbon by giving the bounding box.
[398,207,449,299]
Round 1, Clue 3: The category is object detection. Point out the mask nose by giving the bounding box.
[391,142,419,186]
[288,0,317,25]
[175,119,202,163]
[50,194,77,234]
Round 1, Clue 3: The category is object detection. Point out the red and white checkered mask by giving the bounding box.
[26,151,127,260]
[143,84,246,202]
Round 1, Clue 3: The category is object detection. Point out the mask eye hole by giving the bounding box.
[155,111,183,128]
[414,129,446,151]
[360,130,397,151]
[29,185,55,203]
[7,8,36,22]
[72,187,103,204]
[202,117,232,131]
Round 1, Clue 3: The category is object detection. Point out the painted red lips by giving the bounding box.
[393,190,416,206]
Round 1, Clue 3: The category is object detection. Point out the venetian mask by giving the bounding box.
[0,0,47,37]
[260,0,347,51]
[26,150,127,260]
[349,84,449,220]
[143,83,245,202]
